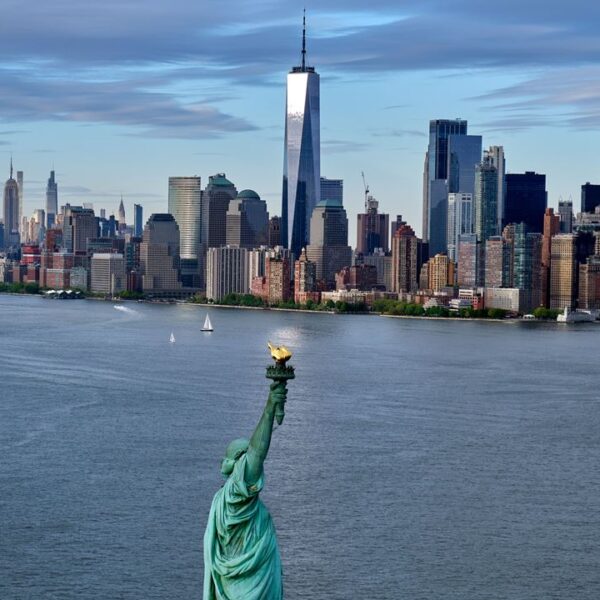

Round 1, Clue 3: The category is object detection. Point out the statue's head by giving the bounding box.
[221,437,250,478]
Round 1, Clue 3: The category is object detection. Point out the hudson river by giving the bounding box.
[1,295,599,599]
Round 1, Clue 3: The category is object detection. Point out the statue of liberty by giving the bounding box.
[203,345,294,600]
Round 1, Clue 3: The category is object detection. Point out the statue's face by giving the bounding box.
[221,438,249,477]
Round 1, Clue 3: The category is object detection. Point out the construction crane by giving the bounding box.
[361,171,369,212]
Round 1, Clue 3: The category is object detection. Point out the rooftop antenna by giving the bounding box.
[10,154,13,179]
[301,8,306,71]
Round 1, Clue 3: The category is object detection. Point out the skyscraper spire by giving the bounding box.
[10,155,13,179]
[301,9,306,71]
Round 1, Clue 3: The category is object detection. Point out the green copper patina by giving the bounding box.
[203,346,295,600]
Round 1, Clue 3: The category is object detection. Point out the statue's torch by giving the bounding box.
[266,342,295,425]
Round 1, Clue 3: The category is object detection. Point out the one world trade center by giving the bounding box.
[281,14,320,258]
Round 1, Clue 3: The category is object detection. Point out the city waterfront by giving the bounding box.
[1,295,599,599]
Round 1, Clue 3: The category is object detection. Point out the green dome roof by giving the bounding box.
[208,173,234,187]
[237,189,260,200]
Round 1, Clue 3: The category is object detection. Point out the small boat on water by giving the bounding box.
[169,332,176,343]
[557,307,597,323]
[201,314,213,332]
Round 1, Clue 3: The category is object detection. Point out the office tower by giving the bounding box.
[485,236,510,288]
[362,250,394,291]
[206,246,249,301]
[168,176,202,287]
[579,255,600,309]
[457,234,480,287]
[541,208,560,307]
[282,15,320,257]
[3,161,20,250]
[581,182,600,214]
[117,197,126,232]
[447,134,482,195]
[294,248,318,304]
[422,118,467,255]
[558,200,573,233]
[202,173,237,248]
[320,177,343,204]
[428,253,454,292]
[474,155,498,243]
[447,193,473,261]
[357,196,389,254]
[99,208,106,219]
[139,214,181,292]
[390,215,407,239]
[226,190,269,248]
[504,172,547,233]
[91,253,125,295]
[265,254,292,303]
[513,224,542,312]
[62,206,97,253]
[269,216,282,247]
[550,234,578,309]
[46,170,58,228]
[133,204,144,237]
[485,146,505,230]
[16,170,23,237]
[391,224,419,293]
[305,199,352,289]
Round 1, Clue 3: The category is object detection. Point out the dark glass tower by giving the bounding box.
[282,13,320,258]
[505,172,547,233]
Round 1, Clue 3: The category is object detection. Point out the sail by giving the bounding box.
[170,332,175,343]
[203,314,213,331]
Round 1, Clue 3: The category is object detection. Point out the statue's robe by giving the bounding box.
[203,454,282,600]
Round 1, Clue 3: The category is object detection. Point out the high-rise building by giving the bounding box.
[581,182,600,214]
[265,254,292,303]
[117,197,126,232]
[447,134,482,195]
[16,170,23,237]
[305,199,352,289]
[558,200,573,234]
[294,248,318,304]
[447,192,473,262]
[357,196,389,255]
[474,155,498,243]
[202,173,237,248]
[268,216,282,248]
[361,250,393,292]
[513,224,542,312]
[3,160,20,249]
[484,236,510,288]
[168,176,202,287]
[485,146,505,231]
[391,224,419,293]
[550,234,577,310]
[226,190,269,248]
[390,215,407,239]
[133,204,144,237]
[422,118,467,255]
[205,246,249,301]
[457,233,480,288]
[139,214,181,293]
[504,172,547,233]
[46,170,58,229]
[541,208,560,307]
[579,255,600,309]
[62,206,97,253]
[91,253,125,295]
[282,16,320,257]
[427,253,454,292]
[320,177,343,204]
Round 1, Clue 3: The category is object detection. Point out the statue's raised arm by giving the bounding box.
[245,382,287,485]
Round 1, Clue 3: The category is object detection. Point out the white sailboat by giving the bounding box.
[201,314,213,332]
[169,332,176,343]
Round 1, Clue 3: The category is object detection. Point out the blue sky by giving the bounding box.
[2,0,599,244]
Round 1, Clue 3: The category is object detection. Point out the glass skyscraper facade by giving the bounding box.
[422,119,467,257]
[282,21,320,258]
[45,170,58,229]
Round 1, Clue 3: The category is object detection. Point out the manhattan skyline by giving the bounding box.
[1,2,599,246]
